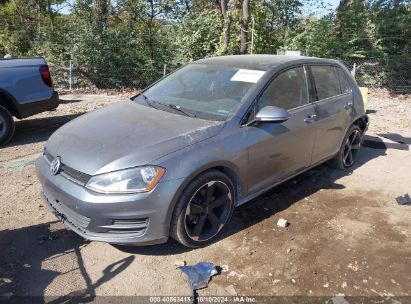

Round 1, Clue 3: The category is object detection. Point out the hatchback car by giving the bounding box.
[36,55,369,248]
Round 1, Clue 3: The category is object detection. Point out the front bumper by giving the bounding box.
[36,156,180,245]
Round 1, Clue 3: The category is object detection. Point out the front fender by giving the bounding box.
[153,126,248,232]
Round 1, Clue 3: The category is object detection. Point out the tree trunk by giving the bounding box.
[337,0,351,11]
[240,0,249,54]
[220,0,231,54]
[93,0,109,26]
[46,0,55,29]
[184,0,191,13]
[149,0,155,61]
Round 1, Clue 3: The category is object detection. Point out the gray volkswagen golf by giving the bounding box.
[36,55,369,248]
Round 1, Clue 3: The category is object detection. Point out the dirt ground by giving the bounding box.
[0,92,410,302]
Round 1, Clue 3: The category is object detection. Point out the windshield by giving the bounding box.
[137,63,266,120]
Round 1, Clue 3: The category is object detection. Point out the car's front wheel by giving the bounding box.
[170,170,235,248]
[330,124,363,169]
[0,105,15,146]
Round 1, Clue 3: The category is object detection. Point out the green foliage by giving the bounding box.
[0,0,409,91]
[253,0,304,54]
[171,10,221,64]
[283,15,338,56]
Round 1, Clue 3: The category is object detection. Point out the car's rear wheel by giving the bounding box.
[330,124,362,169]
[0,105,15,146]
[170,170,235,248]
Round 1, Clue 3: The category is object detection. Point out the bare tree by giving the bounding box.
[239,0,249,54]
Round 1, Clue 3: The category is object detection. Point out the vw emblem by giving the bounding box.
[50,156,61,175]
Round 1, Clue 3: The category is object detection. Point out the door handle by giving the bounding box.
[304,114,317,123]
[344,102,353,110]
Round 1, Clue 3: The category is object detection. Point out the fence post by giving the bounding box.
[351,62,356,78]
[68,60,73,91]
[163,64,167,77]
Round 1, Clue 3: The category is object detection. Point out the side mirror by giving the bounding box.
[247,106,290,126]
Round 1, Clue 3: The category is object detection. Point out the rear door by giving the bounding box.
[246,66,318,194]
[309,65,353,164]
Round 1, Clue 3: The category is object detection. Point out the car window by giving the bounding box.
[336,67,352,94]
[311,66,341,100]
[258,66,308,111]
[141,63,263,120]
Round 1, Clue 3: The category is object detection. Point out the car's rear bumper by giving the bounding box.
[18,91,59,119]
[36,156,179,246]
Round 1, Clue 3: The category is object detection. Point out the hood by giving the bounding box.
[46,100,224,175]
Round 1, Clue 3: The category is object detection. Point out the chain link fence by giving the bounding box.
[341,56,410,94]
[49,64,169,91]
[50,56,410,94]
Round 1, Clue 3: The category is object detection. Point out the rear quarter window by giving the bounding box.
[311,66,341,100]
[336,67,352,94]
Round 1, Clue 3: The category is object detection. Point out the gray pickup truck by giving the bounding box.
[0,57,59,145]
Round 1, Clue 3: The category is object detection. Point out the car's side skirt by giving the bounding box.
[236,154,336,207]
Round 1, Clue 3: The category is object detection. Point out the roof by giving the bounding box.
[194,55,338,70]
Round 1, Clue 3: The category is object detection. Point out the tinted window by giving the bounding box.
[258,67,308,110]
[336,67,352,94]
[311,66,341,100]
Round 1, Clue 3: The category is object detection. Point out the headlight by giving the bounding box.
[86,166,166,194]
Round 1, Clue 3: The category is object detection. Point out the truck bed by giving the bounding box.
[0,57,59,119]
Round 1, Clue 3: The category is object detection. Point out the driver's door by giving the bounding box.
[245,66,318,194]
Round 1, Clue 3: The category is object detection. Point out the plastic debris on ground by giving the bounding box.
[220,265,229,272]
[396,194,411,206]
[174,260,186,267]
[277,218,289,228]
[177,262,218,296]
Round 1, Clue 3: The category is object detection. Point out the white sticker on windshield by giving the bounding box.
[230,69,265,83]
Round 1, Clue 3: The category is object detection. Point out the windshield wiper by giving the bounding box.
[140,93,159,109]
[139,94,196,118]
[167,104,196,118]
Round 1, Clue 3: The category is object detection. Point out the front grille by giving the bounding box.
[44,195,91,231]
[44,150,92,185]
[60,165,92,185]
[43,192,149,240]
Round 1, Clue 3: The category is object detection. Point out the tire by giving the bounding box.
[170,170,235,248]
[330,124,363,169]
[0,105,15,146]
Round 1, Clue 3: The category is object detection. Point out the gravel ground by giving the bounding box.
[0,92,410,302]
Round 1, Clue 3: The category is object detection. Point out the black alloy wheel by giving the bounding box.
[184,180,232,242]
[170,170,235,248]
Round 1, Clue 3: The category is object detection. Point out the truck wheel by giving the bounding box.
[330,124,362,169]
[0,105,15,146]
[170,170,235,248]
